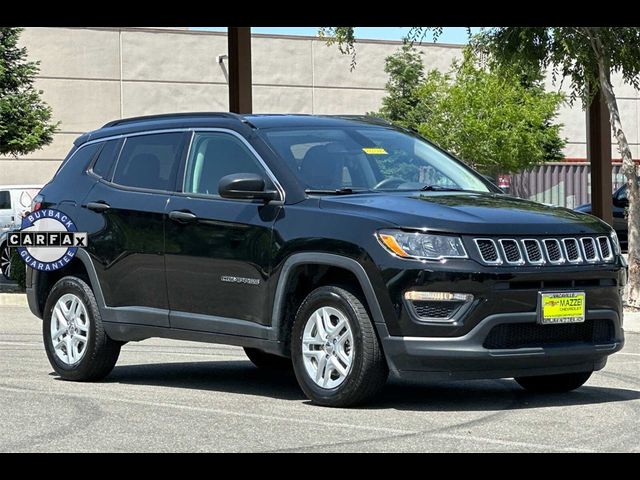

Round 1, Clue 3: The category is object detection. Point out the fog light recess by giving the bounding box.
[404,291,474,322]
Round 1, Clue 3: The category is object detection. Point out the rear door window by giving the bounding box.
[113,133,186,191]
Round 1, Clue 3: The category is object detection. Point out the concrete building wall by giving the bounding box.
[1,26,638,185]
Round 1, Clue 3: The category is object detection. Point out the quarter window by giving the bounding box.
[91,139,122,180]
[184,132,269,196]
[113,133,184,191]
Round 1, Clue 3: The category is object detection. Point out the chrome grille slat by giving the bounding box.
[581,237,599,262]
[473,236,615,266]
[597,236,613,261]
[543,238,565,264]
[562,238,582,263]
[474,239,502,265]
[522,239,544,264]
[498,239,524,265]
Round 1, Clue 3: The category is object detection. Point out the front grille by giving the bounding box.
[523,239,543,263]
[581,237,597,261]
[483,319,615,350]
[475,239,500,263]
[598,236,612,260]
[472,236,614,266]
[412,300,464,319]
[544,239,562,262]
[500,239,523,263]
[563,238,581,262]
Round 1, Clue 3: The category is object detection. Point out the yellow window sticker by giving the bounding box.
[362,147,388,155]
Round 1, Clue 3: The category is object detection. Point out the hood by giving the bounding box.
[320,191,611,236]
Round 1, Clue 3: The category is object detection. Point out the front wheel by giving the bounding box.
[515,371,592,393]
[43,276,121,381]
[291,286,388,407]
[1,243,11,280]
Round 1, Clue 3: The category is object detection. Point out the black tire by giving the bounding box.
[291,286,388,407]
[244,347,292,370]
[1,242,11,280]
[515,371,592,393]
[43,276,121,381]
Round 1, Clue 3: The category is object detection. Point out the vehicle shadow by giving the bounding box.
[105,360,305,401]
[103,360,640,411]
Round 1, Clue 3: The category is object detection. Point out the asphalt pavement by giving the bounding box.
[0,305,638,452]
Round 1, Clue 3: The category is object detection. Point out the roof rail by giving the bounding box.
[325,115,393,126]
[102,112,245,128]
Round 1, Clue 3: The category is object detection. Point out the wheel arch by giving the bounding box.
[270,253,389,353]
[28,248,107,319]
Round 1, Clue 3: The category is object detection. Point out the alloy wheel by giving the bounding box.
[50,293,90,365]
[301,306,354,389]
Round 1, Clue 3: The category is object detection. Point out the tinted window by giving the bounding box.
[618,186,628,201]
[54,143,101,183]
[262,127,491,193]
[184,132,268,196]
[0,191,10,210]
[92,140,122,179]
[113,133,184,191]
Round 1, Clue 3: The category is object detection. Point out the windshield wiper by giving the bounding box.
[305,188,367,195]
[420,185,464,192]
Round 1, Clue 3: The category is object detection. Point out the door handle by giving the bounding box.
[85,202,111,212]
[169,210,198,223]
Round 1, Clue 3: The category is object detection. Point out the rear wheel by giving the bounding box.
[291,286,388,407]
[244,347,292,370]
[43,276,121,381]
[1,242,11,280]
[515,371,592,393]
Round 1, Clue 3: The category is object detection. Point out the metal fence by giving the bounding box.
[508,163,626,209]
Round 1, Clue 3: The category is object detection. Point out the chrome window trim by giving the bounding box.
[86,138,125,181]
[596,236,614,262]
[179,128,285,202]
[562,238,583,263]
[521,239,545,265]
[72,128,285,201]
[542,238,566,265]
[474,238,503,265]
[580,237,600,263]
[498,238,525,265]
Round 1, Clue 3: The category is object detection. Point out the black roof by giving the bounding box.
[74,113,394,147]
[102,113,391,129]
[243,114,392,128]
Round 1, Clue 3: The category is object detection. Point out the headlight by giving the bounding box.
[610,230,622,255]
[376,230,467,261]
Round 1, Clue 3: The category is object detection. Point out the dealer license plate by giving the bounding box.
[538,292,586,325]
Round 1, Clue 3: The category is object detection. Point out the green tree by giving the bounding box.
[322,26,640,308]
[0,27,57,156]
[375,48,565,176]
[377,45,425,126]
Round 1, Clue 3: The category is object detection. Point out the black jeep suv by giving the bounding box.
[26,113,626,407]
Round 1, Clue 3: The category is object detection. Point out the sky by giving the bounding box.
[194,27,481,45]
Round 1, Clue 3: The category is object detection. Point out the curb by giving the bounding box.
[624,311,640,334]
[0,293,27,307]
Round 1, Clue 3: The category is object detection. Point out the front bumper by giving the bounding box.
[381,309,624,380]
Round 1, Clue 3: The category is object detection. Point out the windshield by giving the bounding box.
[261,126,493,193]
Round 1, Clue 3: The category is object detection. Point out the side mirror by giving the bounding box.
[218,173,280,202]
